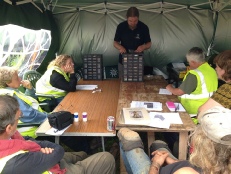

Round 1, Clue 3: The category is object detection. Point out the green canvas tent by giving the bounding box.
[1,0,231,74]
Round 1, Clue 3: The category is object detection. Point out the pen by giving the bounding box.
[54,129,59,133]
[175,103,179,112]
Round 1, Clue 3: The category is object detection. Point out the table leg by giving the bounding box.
[178,132,188,160]
[55,136,60,144]
[147,132,155,156]
[101,136,105,151]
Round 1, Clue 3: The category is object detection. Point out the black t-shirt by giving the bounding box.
[50,70,77,92]
[114,20,151,63]
[160,160,202,174]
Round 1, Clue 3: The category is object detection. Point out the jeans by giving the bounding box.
[120,142,151,174]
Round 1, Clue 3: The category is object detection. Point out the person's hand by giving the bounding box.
[119,46,126,54]
[40,147,54,154]
[151,150,169,166]
[21,80,32,89]
[165,156,179,165]
[64,64,74,74]
[166,84,173,91]
[135,45,145,53]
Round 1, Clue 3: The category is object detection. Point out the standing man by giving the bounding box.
[114,7,152,77]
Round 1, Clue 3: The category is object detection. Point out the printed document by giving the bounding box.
[148,112,183,129]
[130,101,163,111]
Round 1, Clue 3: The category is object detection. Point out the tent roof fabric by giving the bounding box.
[8,0,230,14]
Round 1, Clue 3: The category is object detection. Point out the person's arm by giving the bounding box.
[114,23,127,54]
[50,71,77,92]
[197,98,222,119]
[135,41,152,53]
[166,84,185,96]
[15,95,47,123]
[149,151,169,174]
[3,140,64,174]
[21,80,38,100]
[166,73,197,96]
[113,41,126,54]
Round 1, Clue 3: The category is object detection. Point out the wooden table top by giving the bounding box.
[116,75,195,132]
[36,79,120,137]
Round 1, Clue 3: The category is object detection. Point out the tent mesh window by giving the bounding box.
[122,53,144,82]
[82,54,103,80]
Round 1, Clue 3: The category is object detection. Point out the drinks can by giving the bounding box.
[107,116,115,131]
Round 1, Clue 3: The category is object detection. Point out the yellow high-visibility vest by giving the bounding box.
[179,63,218,114]
[36,66,70,102]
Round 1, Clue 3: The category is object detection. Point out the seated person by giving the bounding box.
[36,54,77,110]
[0,95,115,174]
[166,47,218,116]
[164,47,218,154]
[117,106,231,174]
[0,66,90,153]
[0,66,47,138]
[198,50,231,117]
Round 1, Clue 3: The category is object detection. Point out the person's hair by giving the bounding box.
[48,54,72,69]
[189,125,231,174]
[213,50,231,81]
[186,47,205,63]
[0,95,19,134]
[126,7,139,18]
[0,66,17,88]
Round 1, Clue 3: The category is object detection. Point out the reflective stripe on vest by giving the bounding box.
[179,69,213,99]
[0,89,43,112]
[36,66,69,100]
[0,150,26,173]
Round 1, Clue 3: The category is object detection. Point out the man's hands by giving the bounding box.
[151,150,178,166]
[40,147,54,154]
[135,45,146,53]
[151,150,169,166]
[21,80,33,89]
[118,46,126,54]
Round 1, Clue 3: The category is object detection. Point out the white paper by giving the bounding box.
[130,101,163,111]
[45,125,72,136]
[149,112,183,125]
[149,114,171,129]
[159,88,172,95]
[76,85,98,90]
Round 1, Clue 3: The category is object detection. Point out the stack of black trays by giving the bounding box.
[122,53,143,82]
[83,54,103,80]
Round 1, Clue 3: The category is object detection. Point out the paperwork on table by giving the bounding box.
[159,88,172,95]
[166,102,186,112]
[76,85,98,90]
[149,112,183,129]
[45,124,72,136]
[130,101,163,111]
